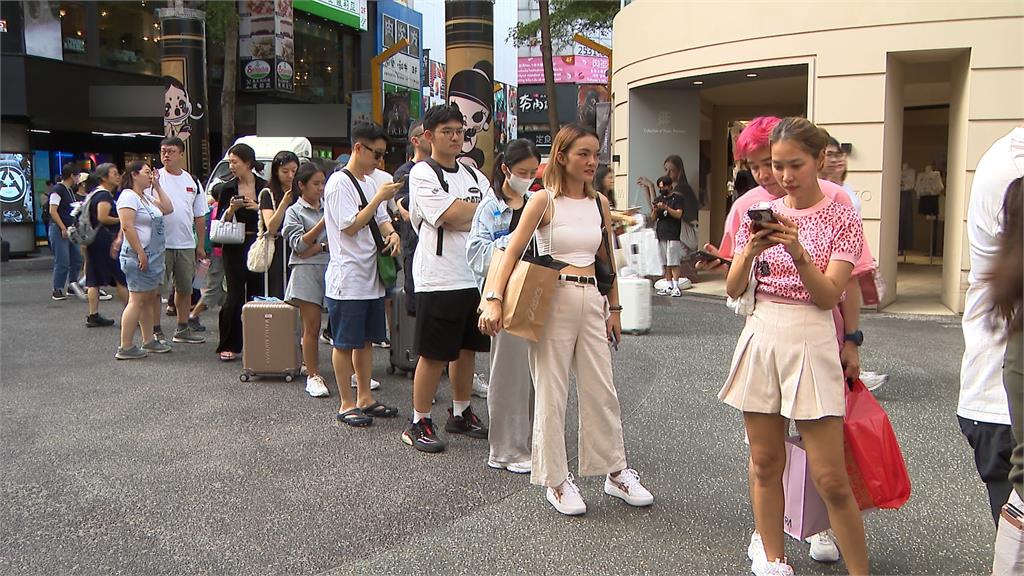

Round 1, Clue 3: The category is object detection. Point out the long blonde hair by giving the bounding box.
[543,124,600,199]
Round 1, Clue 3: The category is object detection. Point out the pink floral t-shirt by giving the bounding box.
[735,195,865,304]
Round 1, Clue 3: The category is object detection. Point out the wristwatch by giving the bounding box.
[485,290,503,302]
[844,330,864,346]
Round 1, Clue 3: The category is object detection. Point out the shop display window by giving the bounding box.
[293,14,340,103]
[54,2,87,63]
[98,1,167,76]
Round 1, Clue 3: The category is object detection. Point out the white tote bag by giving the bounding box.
[726,258,758,316]
[209,215,245,245]
[246,188,276,273]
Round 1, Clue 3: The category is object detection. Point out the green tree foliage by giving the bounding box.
[510,0,619,51]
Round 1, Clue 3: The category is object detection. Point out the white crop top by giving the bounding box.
[535,195,603,267]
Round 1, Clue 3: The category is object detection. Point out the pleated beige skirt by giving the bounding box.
[719,299,845,420]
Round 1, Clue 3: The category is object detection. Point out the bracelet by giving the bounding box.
[609,305,623,312]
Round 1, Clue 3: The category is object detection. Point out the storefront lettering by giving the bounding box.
[518,93,547,112]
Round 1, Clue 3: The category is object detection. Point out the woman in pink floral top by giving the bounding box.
[720,117,870,576]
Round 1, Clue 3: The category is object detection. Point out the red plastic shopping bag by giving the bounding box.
[843,378,912,509]
[782,436,832,540]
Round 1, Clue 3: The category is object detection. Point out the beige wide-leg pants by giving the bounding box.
[528,280,627,488]
[487,329,534,465]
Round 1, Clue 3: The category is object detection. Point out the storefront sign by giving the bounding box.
[239,0,295,93]
[515,84,578,125]
[377,1,423,117]
[0,153,33,224]
[517,55,609,85]
[294,0,367,31]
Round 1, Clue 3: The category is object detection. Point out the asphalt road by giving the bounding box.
[0,265,997,575]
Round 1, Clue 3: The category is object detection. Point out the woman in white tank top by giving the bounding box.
[479,124,654,516]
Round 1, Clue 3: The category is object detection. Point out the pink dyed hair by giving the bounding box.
[734,116,781,162]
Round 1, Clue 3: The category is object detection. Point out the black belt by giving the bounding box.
[560,274,596,285]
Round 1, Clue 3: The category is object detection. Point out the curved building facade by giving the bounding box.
[612,1,1023,312]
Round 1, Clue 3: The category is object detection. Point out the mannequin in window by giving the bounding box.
[916,164,944,216]
[899,163,916,254]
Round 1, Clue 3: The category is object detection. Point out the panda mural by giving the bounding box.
[448,61,493,158]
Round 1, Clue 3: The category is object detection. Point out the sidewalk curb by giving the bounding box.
[1,254,55,274]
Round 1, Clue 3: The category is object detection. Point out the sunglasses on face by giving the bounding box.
[361,145,385,160]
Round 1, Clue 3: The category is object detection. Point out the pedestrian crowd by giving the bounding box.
[43,110,1023,576]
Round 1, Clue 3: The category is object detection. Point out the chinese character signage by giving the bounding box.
[294,0,367,31]
[377,0,423,93]
[516,84,578,126]
[239,0,295,92]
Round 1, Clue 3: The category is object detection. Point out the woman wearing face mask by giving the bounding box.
[259,151,300,299]
[467,138,541,474]
[282,162,330,398]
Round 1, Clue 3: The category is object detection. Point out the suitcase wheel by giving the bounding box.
[240,373,251,382]
[386,365,395,375]
[284,374,294,383]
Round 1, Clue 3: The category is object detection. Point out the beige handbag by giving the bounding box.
[246,188,276,273]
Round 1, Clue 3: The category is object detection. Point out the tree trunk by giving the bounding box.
[221,10,238,152]
[538,0,559,144]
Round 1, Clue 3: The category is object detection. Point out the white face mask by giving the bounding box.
[504,169,532,195]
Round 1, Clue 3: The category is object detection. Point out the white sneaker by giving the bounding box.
[861,370,889,392]
[748,531,767,563]
[546,474,587,515]
[677,277,693,290]
[670,287,683,297]
[807,529,840,563]
[472,373,489,398]
[752,557,795,576]
[487,459,532,474]
[98,289,113,301]
[656,287,671,296]
[350,374,381,390]
[604,468,654,506]
[305,374,330,397]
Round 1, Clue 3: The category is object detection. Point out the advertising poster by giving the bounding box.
[0,153,34,224]
[383,83,422,140]
[596,102,612,165]
[350,90,372,134]
[239,0,294,92]
[517,55,609,85]
[378,1,422,94]
[577,84,610,130]
[492,82,508,155]
[428,60,446,104]
[160,8,210,175]
[506,85,518,143]
[445,0,494,174]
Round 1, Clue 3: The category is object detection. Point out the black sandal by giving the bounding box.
[336,408,373,427]
[360,402,399,418]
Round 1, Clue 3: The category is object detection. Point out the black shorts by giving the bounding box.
[414,288,490,361]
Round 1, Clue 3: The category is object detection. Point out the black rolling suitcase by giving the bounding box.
[387,287,418,377]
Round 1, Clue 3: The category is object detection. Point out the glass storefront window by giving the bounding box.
[57,1,89,63]
[98,1,167,76]
[293,15,340,103]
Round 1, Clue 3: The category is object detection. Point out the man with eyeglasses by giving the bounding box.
[402,104,492,453]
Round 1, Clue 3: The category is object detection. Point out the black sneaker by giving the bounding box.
[188,316,206,332]
[372,338,391,349]
[51,289,67,301]
[401,418,445,453]
[445,406,489,439]
[86,313,115,327]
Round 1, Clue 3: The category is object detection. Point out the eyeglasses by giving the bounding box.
[437,127,465,138]
[360,145,386,160]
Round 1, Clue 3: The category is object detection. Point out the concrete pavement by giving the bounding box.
[0,266,997,575]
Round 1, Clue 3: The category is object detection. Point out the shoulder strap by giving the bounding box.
[595,195,615,269]
[419,159,447,256]
[257,187,274,236]
[342,169,386,251]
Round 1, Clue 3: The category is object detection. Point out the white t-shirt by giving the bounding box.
[959,126,1024,424]
[116,190,158,249]
[841,183,862,215]
[151,167,208,249]
[323,169,391,301]
[409,160,490,292]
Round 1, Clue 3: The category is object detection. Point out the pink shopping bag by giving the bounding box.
[782,435,831,541]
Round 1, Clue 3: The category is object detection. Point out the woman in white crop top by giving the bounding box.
[479,124,653,516]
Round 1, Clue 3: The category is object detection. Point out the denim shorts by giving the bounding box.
[121,250,166,293]
[326,297,386,350]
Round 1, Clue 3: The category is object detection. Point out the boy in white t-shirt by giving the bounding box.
[402,105,492,453]
[323,122,403,427]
